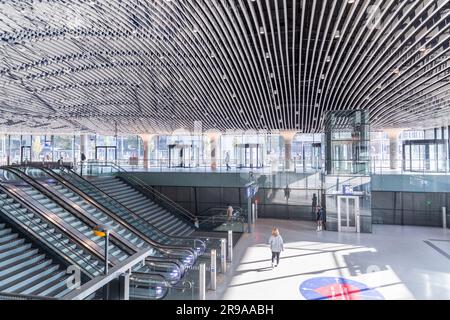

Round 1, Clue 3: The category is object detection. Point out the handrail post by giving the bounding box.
[199,263,206,300]
[210,249,217,291]
[227,230,233,263]
[443,207,447,229]
[220,238,227,273]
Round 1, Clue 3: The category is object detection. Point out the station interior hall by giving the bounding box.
[0,0,449,301]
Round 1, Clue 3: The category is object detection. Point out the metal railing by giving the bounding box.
[62,248,156,300]
[76,158,324,174]
[196,207,246,233]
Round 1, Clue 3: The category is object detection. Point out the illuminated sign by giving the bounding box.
[343,185,353,195]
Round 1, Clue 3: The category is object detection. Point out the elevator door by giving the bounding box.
[337,196,360,232]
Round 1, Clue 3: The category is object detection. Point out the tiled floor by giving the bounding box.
[214,219,450,300]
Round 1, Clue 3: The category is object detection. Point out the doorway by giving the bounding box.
[337,196,360,232]
[235,143,263,168]
[95,146,117,163]
[20,146,31,163]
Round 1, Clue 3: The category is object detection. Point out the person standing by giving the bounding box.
[225,151,231,171]
[316,206,325,231]
[312,193,318,216]
[321,206,327,230]
[268,227,284,268]
[80,152,87,176]
[226,204,233,222]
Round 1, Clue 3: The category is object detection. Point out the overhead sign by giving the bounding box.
[343,185,354,195]
[299,277,384,300]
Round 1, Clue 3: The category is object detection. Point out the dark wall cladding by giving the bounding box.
[154,187,447,228]
[154,185,320,220]
[372,191,446,227]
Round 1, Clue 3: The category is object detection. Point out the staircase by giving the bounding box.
[89,176,194,237]
[0,219,76,298]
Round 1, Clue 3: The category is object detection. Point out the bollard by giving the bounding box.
[210,249,217,291]
[199,263,206,300]
[227,230,233,262]
[443,207,447,229]
[220,238,227,274]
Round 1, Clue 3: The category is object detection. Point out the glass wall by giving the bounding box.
[0,126,446,174]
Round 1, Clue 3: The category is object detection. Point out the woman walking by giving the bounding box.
[268,227,284,268]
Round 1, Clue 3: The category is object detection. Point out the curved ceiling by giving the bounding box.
[0,0,449,134]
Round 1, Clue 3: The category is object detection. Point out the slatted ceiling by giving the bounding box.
[0,1,449,135]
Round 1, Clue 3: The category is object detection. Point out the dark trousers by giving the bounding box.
[271,251,280,265]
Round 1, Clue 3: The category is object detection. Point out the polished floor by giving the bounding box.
[215,219,450,300]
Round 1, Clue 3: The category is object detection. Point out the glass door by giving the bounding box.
[337,196,360,232]
[20,146,31,163]
[95,146,117,163]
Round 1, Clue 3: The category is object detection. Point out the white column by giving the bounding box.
[80,134,88,159]
[280,131,297,171]
[139,134,157,170]
[384,129,403,170]
[206,131,221,170]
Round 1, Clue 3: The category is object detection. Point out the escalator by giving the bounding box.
[16,166,199,268]
[0,167,193,297]
[34,166,206,255]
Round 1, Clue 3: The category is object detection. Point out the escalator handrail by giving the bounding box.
[63,166,206,249]
[3,166,130,265]
[0,183,104,278]
[0,292,58,300]
[12,166,188,275]
[25,166,199,258]
[1,167,187,283]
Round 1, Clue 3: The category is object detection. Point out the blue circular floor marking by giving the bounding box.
[300,277,384,300]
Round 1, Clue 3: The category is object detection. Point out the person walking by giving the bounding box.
[268,227,284,268]
[316,205,325,231]
[225,151,231,171]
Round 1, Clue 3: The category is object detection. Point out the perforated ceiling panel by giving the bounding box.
[0,0,449,134]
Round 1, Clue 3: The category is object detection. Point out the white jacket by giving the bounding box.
[268,235,284,253]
